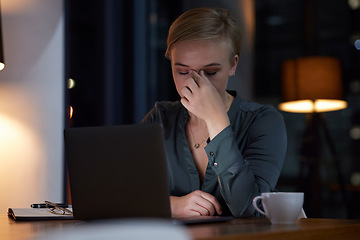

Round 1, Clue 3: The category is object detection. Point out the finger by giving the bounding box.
[192,203,211,216]
[192,70,211,87]
[191,70,205,86]
[199,70,210,82]
[191,191,216,216]
[196,200,215,216]
[180,97,190,110]
[201,192,223,215]
[185,77,199,90]
[188,209,202,216]
[180,86,192,100]
[190,206,207,216]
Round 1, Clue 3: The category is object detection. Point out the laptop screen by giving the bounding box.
[64,124,171,220]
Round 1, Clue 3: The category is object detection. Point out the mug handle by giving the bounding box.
[252,196,266,216]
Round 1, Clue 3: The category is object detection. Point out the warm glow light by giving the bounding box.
[0,114,43,210]
[0,62,4,71]
[279,100,314,113]
[315,99,348,112]
[278,99,348,113]
[69,106,73,119]
[68,78,75,89]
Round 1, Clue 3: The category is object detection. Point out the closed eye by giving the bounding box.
[179,72,189,75]
[205,72,217,76]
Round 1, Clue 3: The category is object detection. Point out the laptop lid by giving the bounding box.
[64,124,171,221]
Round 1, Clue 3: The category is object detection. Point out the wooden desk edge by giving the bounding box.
[188,218,360,240]
[3,215,360,240]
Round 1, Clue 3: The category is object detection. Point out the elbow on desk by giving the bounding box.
[228,203,257,218]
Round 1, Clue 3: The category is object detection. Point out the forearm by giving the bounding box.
[205,123,286,217]
[217,163,269,217]
[205,112,230,141]
[205,127,257,217]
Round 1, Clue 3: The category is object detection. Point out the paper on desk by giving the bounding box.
[8,208,74,221]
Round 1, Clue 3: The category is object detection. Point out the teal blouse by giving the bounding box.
[142,91,287,217]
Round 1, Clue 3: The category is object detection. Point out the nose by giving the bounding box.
[190,69,203,74]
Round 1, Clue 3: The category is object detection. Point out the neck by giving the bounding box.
[223,91,233,112]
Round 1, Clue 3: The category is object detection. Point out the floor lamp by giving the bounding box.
[278,56,348,218]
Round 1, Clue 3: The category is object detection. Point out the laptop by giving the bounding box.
[64,124,233,224]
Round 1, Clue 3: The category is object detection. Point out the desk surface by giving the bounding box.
[2,214,360,240]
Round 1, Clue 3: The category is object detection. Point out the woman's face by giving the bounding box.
[170,39,238,98]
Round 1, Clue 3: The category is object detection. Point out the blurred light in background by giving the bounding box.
[355,39,360,50]
[69,106,73,119]
[349,0,360,10]
[68,78,75,89]
[350,80,360,93]
[350,125,360,140]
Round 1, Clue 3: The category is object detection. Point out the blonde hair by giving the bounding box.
[165,7,242,62]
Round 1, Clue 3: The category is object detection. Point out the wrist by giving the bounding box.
[206,116,230,140]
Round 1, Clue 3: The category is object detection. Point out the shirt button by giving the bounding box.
[210,152,214,156]
[214,162,218,168]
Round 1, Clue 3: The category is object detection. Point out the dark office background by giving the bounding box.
[64,0,360,219]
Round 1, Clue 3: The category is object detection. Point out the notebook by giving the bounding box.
[64,124,233,224]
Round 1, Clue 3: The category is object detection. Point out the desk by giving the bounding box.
[1,214,360,240]
[188,218,360,240]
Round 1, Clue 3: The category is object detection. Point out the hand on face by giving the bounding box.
[170,190,222,218]
[180,70,230,138]
[171,39,237,138]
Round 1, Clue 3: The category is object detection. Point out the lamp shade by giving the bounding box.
[279,56,347,113]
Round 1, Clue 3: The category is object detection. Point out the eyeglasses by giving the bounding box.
[45,201,73,216]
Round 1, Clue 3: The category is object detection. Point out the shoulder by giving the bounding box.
[149,101,183,116]
[230,92,282,120]
[240,100,281,118]
[229,93,286,144]
[154,100,182,111]
[228,92,285,135]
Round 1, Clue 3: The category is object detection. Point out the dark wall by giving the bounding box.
[65,0,181,127]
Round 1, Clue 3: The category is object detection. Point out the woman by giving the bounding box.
[142,7,287,218]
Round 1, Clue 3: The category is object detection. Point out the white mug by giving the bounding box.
[252,192,304,224]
